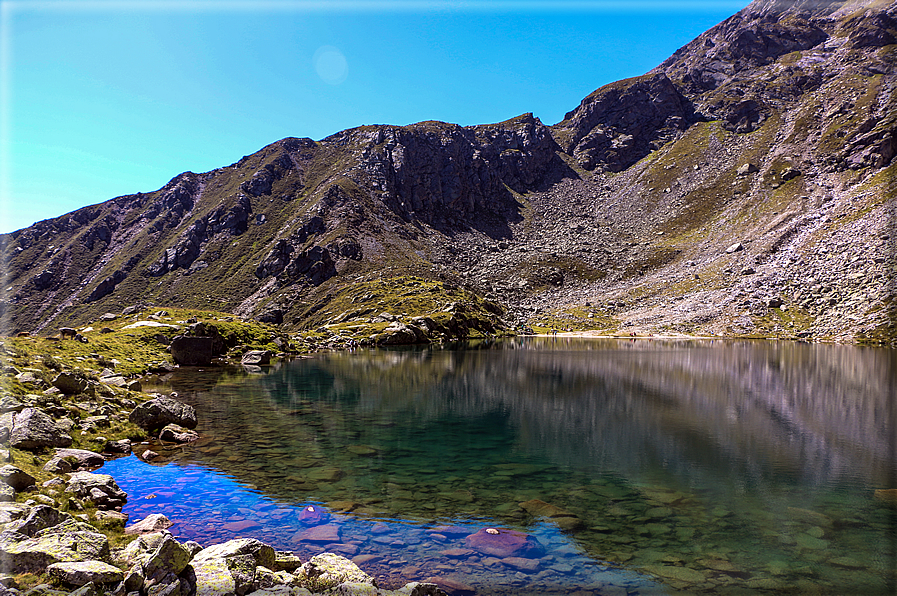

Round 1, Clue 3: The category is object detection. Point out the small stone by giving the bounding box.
[159,423,199,443]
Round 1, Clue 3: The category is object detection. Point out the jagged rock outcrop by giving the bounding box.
[552,73,698,171]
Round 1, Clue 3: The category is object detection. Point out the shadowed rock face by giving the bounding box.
[2,0,894,344]
[551,73,698,171]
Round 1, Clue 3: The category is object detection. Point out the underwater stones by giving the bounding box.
[296,524,341,543]
[828,556,864,570]
[296,553,374,593]
[422,576,475,595]
[159,423,200,443]
[47,560,123,587]
[345,445,378,456]
[297,505,330,525]
[644,564,706,585]
[518,499,583,531]
[223,520,262,532]
[9,407,72,449]
[795,533,828,550]
[500,556,541,572]
[786,506,833,528]
[307,467,343,483]
[464,528,545,559]
[129,395,197,432]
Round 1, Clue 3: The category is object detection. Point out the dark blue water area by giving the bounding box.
[102,455,664,595]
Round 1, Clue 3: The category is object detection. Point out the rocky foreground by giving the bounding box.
[0,316,457,595]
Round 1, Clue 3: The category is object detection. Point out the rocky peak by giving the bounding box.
[551,72,697,172]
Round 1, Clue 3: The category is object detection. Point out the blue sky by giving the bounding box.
[1,0,749,233]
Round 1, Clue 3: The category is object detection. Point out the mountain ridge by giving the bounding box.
[3,0,895,345]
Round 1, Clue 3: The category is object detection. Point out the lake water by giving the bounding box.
[103,338,897,595]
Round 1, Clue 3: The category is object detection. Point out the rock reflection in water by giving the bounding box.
[123,339,896,594]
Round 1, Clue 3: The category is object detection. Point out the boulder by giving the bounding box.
[7,505,70,536]
[463,528,545,559]
[190,538,276,596]
[241,350,273,365]
[141,533,193,582]
[47,560,123,587]
[55,448,106,470]
[725,242,744,254]
[129,396,197,431]
[1,529,109,572]
[736,163,759,176]
[170,336,225,366]
[43,457,73,474]
[295,553,375,593]
[125,514,173,535]
[159,423,200,443]
[192,538,275,570]
[103,439,132,454]
[10,408,72,449]
[0,465,35,491]
[51,372,89,395]
[65,472,127,510]
[0,484,15,502]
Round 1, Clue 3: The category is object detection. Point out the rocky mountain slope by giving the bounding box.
[3,0,895,345]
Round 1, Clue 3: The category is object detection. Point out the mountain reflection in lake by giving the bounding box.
[104,338,896,595]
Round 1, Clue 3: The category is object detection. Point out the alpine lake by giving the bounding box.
[102,338,896,595]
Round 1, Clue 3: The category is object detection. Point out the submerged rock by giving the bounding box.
[463,528,545,559]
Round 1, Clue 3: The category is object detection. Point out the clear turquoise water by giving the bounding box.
[103,338,897,594]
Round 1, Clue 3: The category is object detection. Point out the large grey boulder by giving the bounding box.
[295,553,375,593]
[0,465,35,491]
[129,396,197,432]
[1,529,109,572]
[141,533,193,583]
[170,333,226,366]
[65,472,127,510]
[9,408,72,449]
[191,538,277,596]
[47,560,123,587]
[51,372,89,395]
[55,448,105,470]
